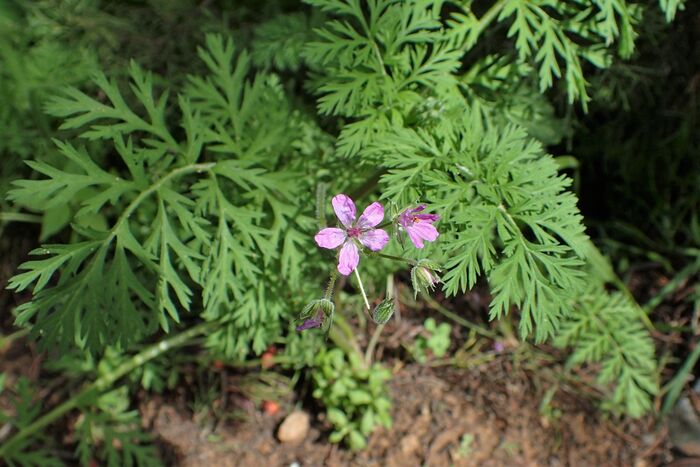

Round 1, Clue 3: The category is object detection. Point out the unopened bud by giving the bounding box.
[296,298,335,332]
[372,298,395,324]
[410,261,441,297]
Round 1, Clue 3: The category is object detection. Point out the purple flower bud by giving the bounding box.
[295,298,335,332]
[296,317,324,331]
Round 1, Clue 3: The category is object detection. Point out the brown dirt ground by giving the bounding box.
[144,357,671,467]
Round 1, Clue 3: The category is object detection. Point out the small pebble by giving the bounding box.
[277,411,310,444]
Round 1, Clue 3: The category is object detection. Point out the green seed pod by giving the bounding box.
[371,298,395,324]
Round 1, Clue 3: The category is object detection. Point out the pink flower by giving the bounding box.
[398,205,440,249]
[315,194,389,275]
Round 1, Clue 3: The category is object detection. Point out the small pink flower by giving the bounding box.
[315,194,389,275]
[398,205,440,249]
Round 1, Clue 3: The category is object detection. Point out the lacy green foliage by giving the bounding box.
[75,387,160,467]
[252,12,320,71]
[450,0,641,109]
[0,0,103,197]
[0,376,63,467]
[459,55,569,146]
[555,287,658,417]
[303,0,462,156]
[659,0,686,21]
[370,113,588,342]
[312,348,392,450]
[7,35,316,358]
[3,0,674,434]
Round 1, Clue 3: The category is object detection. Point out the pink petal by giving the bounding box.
[406,222,439,249]
[415,213,440,222]
[315,227,347,249]
[407,227,425,249]
[337,241,359,275]
[357,202,384,228]
[412,222,439,241]
[332,194,356,228]
[359,229,389,251]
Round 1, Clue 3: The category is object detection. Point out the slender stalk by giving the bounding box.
[330,313,365,368]
[354,268,371,310]
[372,252,417,266]
[0,319,219,457]
[365,275,394,365]
[365,323,385,366]
[662,341,700,416]
[0,328,30,349]
[462,0,507,49]
[0,212,42,224]
[108,162,215,243]
[422,294,498,339]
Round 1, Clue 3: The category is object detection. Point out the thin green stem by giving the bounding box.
[461,0,507,49]
[0,328,30,349]
[109,162,215,243]
[365,323,385,366]
[372,252,417,266]
[662,341,700,416]
[354,268,371,310]
[644,258,700,312]
[0,212,42,224]
[0,319,219,458]
[422,295,498,339]
[365,275,394,365]
[329,313,366,368]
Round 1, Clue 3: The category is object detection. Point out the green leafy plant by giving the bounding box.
[2,1,688,461]
[312,347,392,450]
[75,387,160,467]
[411,317,452,362]
[7,35,312,359]
[0,376,63,466]
[555,286,658,417]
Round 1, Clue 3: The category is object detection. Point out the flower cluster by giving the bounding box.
[297,194,441,331]
[315,194,440,275]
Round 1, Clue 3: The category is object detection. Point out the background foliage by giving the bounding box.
[0,0,695,464]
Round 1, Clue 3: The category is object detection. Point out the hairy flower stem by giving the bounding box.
[324,271,338,301]
[0,319,220,457]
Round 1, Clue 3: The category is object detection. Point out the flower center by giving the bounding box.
[347,227,362,238]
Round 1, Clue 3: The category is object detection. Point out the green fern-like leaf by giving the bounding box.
[370,110,588,341]
[304,0,460,156]
[555,287,658,417]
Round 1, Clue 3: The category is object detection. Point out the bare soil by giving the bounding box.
[145,356,670,466]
